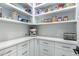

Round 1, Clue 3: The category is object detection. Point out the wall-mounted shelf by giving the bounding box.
[35,6,76,17]
[35,3,46,8]
[35,3,54,9]
[36,20,76,25]
[26,3,33,8]
[4,3,32,17]
[0,18,33,25]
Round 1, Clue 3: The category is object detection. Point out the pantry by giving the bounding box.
[0,3,79,56]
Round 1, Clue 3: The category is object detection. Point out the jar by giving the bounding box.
[63,16,68,21]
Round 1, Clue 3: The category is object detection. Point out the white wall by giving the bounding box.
[38,23,76,38]
[0,21,28,42]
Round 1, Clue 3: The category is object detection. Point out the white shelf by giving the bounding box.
[35,3,46,8]
[35,3,54,9]
[27,3,33,7]
[36,20,77,25]
[5,3,32,16]
[35,6,76,17]
[0,18,33,25]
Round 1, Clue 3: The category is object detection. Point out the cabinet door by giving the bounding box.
[39,39,53,46]
[29,39,35,56]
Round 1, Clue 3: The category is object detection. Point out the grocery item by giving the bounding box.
[57,3,65,9]
[57,17,62,21]
[64,3,75,7]
[12,11,18,20]
[63,16,68,21]
[25,8,32,14]
[52,16,57,22]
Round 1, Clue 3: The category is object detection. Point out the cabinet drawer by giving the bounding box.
[4,51,17,56]
[39,40,54,46]
[39,45,52,56]
[55,44,77,56]
[17,41,30,50]
[55,42,76,50]
[1,46,17,56]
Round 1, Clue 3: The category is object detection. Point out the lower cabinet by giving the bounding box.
[0,40,30,56]
[38,39,77,56]
[0,38,78,56]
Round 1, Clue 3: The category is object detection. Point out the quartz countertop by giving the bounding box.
[0,36,78,50]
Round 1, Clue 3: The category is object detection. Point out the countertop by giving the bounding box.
[0,36,78,50]
[37,36,78,45]
[0,36,36,50]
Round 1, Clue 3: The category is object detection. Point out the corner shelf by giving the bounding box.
[4,3,32,17]
[36,20,77,25]
[0,18,33,25]
[35,3,46,8]
[35,6,76,17]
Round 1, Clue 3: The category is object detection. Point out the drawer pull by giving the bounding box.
[42,52,49,56]
[62,46,71,49]
[22,44,28,47]
[3,50,13,55]
[62,55,66,56]
[43,42,48,44]
[43,49,48,52]
[22,51,28,55]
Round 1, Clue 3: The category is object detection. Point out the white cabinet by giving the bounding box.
[17,40,30,56]
[38,39,55,56]
[55,42,77,56]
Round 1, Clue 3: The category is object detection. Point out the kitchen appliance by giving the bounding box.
[29,26,37,36]
[63,33,77,41]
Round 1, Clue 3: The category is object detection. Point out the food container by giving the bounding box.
[64,3,75,7]
[12,11,18,20]
[52,16,58,22]
[57,17,62,21]
[63,16,68,21]
[57,3,65,9]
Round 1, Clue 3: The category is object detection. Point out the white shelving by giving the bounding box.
[35,3,46,8]
[27,3,33,7]
[0,18,33,25]
[36,20,77,25]
[4,3,32,16]
[35,6,76,17]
